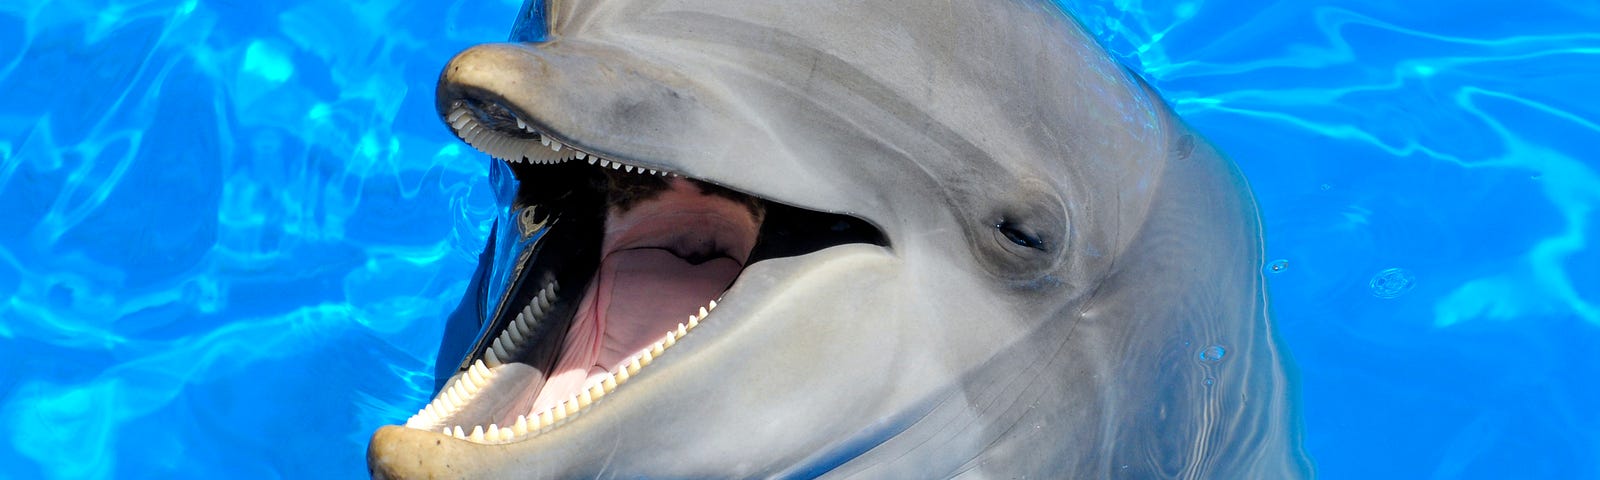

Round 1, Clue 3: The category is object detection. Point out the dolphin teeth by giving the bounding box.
[587,157,598,165]
[575,151,587,160]
[413,278,714,444]
[404,410,431,428]
[472,360,493,383]
[506,317,526,345]
[515,318,533,343]
[538,409,555,428]
[518,307,538,329]
[484,347,503,368]
[599,159,612,168]
[493,338,512,360]
[513,415,530,436]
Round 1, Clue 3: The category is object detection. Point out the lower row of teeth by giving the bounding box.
[446,106,671,177]
[403,292,720,444]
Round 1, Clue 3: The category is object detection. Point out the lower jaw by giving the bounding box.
[413,178,759,438]
[507,247,743,425]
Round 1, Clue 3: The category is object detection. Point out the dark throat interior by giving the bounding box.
[452,159,888,383]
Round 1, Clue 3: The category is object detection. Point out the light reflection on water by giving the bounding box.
[1,0,519,476]
[1,0,1595,477]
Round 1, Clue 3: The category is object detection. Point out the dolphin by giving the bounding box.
[368,0,1311,477]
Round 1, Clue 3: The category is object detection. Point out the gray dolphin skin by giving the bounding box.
[368,0,1311,478]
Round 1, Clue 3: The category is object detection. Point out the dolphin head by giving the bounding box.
[369,1,1309,477]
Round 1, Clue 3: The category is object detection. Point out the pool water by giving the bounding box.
[1,0,1595,477]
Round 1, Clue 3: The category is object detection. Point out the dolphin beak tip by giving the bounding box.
[367,425,460,479]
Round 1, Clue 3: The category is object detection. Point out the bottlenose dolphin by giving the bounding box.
[369,0,1311,477]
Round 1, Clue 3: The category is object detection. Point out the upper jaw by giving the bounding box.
[433,41,702,178]
[433,41,897,234]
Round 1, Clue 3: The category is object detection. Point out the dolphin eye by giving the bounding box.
[996,221,1045,250]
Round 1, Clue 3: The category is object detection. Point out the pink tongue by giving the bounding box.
[527,248,741,414]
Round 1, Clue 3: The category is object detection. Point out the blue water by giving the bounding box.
[1,0,1594,477]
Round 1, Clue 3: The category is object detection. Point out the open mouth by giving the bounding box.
[401,97,887,444]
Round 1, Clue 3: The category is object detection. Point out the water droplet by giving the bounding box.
[1369,268,1417,299]
[1199,345,1227,363]
[1320,183,1332,191]
[1264,259,1289,274]
[1204,377,1215,386]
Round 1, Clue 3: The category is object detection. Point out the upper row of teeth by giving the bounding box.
[447,106,671,177]
[404,296,721,444]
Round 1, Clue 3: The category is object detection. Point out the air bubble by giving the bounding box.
[1265,259,1289,274]
[1369,268,1417,299]
[1199,345,1226,363]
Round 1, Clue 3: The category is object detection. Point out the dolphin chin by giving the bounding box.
[370,0,1311,478]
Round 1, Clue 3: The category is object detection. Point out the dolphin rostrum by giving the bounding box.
[369,0,1311,477]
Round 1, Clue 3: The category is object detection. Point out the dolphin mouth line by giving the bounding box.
[399,100,887,445]
[446,99,676,175]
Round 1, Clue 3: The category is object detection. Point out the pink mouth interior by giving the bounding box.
[505,178,761,419]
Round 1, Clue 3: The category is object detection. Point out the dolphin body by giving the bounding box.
[369,0,1311,478]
